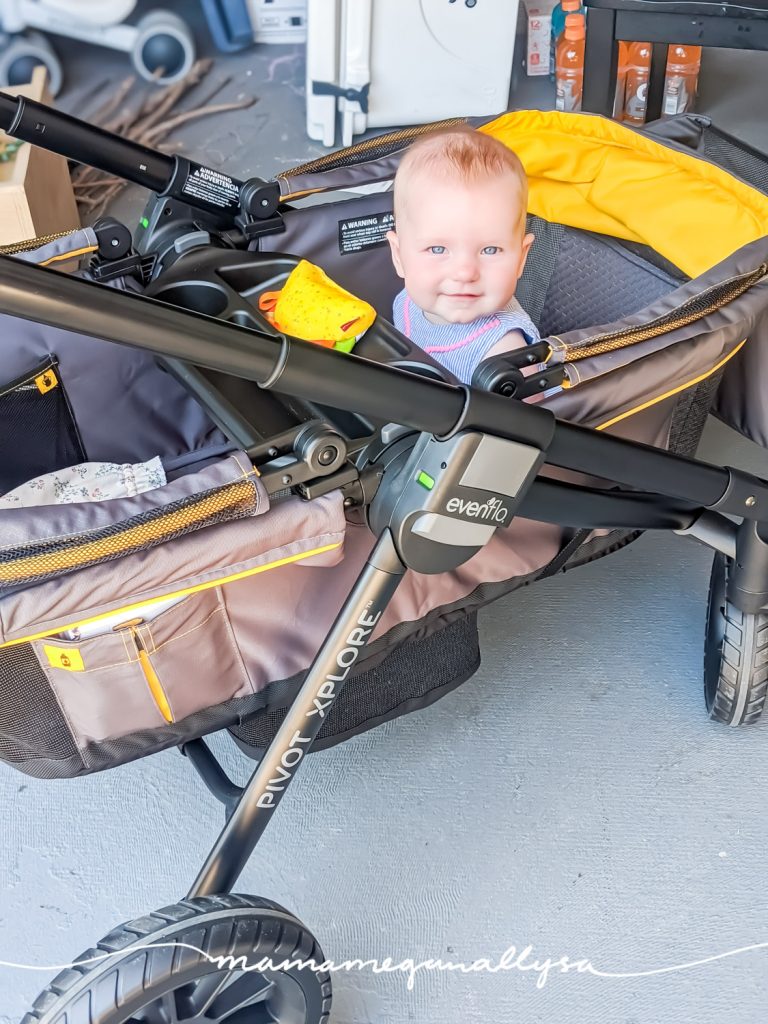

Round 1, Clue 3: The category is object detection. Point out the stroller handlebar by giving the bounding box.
[0,91,282,228]
[0,90,174,194]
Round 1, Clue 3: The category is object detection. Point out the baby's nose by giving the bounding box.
[452,258,480,282]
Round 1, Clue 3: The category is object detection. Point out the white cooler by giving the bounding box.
[306,0,520,148]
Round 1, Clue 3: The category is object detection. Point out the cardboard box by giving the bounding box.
[522,0,558,76]
[0,66,80,246]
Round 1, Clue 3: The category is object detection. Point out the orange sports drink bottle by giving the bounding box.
[555,13,585,113]
[662,44,702,117]
[622,41,652,125]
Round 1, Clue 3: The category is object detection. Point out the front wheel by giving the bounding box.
[23,894,332,1024]
[704,551,768,725]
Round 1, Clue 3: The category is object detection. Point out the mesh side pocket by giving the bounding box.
[668,367,726,457]
[0,643,80,767]
[0,360,85,494]
[232,613,481,754]
[700,126,768,196]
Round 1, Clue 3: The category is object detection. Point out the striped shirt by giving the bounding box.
[393,289,540,385]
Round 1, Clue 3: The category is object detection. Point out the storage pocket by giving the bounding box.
[0,358,85,494]
[137,587,251,723]
[31,587,251,756]
[0,641,82,771]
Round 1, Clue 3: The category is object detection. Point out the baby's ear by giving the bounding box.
[517,232,535,279]
[386,230,404,278]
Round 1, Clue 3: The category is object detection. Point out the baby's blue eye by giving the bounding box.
[481,246,501,255]
[428,245,446,255]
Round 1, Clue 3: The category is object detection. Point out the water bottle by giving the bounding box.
[555,13,585,113]
[622,41,652,125]
[661,44,702,118]
[550,0,583,81]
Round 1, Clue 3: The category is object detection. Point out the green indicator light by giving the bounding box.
[416,470,435,490]
[140,217,149,229]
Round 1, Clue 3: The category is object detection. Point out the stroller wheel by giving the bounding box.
[704,551,768,726]
[23,894,331,1024]
[0,33,63,96]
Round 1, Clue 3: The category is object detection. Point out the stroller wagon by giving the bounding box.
[1,92,768,1020]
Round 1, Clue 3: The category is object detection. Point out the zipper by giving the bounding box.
[116,618,174,723]
[278,118,469,197]
[560,262,767,363]
[0,228,81,256]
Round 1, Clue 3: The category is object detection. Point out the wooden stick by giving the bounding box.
[73,179,125,189]
[87,76,136,124]
[142,97,256,144]
[131,59,213,136]
[73,59,258,221]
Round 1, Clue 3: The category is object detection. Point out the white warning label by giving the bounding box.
[181,166,240,209]
[338,211,394,254]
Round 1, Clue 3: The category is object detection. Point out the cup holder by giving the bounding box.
[228,309,261,330]
[153,282,229,318]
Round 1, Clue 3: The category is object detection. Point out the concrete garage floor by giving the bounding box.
[2,5,768,1022]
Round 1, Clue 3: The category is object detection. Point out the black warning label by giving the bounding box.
[338,211,394,255]
[181,165,240,210]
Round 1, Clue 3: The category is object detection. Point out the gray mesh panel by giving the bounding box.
[668,368,726,457]
[700,127,768,195]
[0,644,81,768]
[538,230,683,338]
[516,216,564,332]
[231,613,481,754]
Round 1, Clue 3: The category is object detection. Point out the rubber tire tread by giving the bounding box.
[21,893,332,1024]
[707,560,768,726]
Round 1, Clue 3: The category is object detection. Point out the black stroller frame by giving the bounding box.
[3,93,768,1021]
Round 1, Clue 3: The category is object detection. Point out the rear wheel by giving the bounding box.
[704,551,768,725]
[22,894,332,1024]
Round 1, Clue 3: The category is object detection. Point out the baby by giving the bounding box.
[386,128,539,385]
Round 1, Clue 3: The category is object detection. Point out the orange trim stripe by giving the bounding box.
[40,245,98,266]
[0,540,343,650]
[595,340,747,431]
[137,646,174,723]
[280,186,327,201]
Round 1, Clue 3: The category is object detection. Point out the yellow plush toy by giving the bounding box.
[258,259,376,352]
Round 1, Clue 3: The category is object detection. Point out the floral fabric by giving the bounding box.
[0,457,166,508]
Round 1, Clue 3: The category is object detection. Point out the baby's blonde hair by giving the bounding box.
[393,127,529,230]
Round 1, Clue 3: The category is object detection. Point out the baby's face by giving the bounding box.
[388,171,534,325]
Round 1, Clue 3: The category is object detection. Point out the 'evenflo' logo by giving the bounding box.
[445,496,509,523]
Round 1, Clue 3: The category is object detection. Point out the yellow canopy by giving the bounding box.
[482,111,768,279]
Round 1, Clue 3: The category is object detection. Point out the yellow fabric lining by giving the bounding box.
[0,540,343,650]
[480,111,768,278]
[595,339,747,431]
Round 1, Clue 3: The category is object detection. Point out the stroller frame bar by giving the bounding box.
[188,528,406,898]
